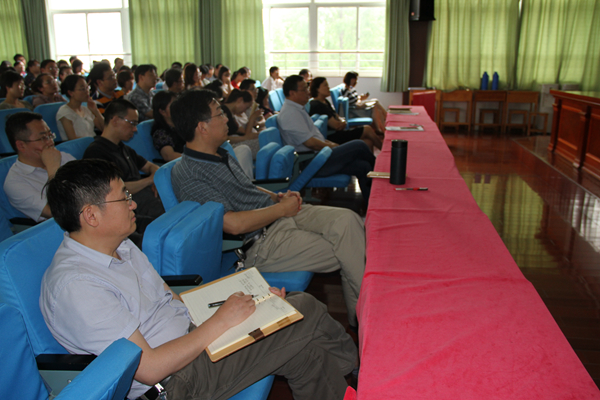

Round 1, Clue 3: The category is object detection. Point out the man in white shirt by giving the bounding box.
[262,66,284,92]
[278,75,375,201]
[4,111,75,222]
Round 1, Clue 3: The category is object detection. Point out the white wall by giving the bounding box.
[326,77,405,108]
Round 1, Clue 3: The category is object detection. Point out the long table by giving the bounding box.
[351,106,600,399]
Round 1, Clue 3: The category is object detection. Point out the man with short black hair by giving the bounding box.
[125,64,157,122]
[170,89,366,328]
[262,66,283,92]
[58,66,72,84]
[41,157,357,400]
[3,112,75,222]
[89,62,125,115]
[83,99,164,233]
[164,68,184,94]
[24,60,40,89]
[278,75,374,201]
[40,59,58,80]
[113,57,124,73]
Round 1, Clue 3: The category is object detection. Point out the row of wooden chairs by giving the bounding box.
[409,89,549,135]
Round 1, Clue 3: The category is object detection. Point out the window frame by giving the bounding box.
[263,0,386,78]
[45,0,132,70]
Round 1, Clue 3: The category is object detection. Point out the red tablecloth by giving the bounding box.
[353,106,600,399]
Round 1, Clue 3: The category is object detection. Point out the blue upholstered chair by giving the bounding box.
[155,81,164,90]
[0,108,29,154]
[255,142,281,180]
[33,102,67,141]
[0,303,141,400]
[56,136,94,159]
[329,85,344,113]
[123,119,163,164]
[0,213,13,242]
[338,96,373,129]
[22,94,35,105]
[268,89,283,112]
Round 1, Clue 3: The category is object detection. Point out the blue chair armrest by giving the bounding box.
[54,339,141,400]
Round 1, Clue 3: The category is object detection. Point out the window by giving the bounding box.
[46,0,131,72]
[263,0,385,77]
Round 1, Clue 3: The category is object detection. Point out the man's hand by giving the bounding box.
[250,108,264,123]
[269,287,286,299]
[214,292,256,329]
[277,190,302,211]
[278,194,301,217]
[40,147,62,178]
[325,140,339,148]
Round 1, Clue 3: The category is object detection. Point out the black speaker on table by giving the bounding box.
[410,0,435,21]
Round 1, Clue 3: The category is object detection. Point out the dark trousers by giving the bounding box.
[132,185,165,234]
[314,139,375,200]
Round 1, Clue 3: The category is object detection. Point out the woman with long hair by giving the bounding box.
[217,65,232,99]
[56,74,103,140]
[309,77,381,151]
[341,71,387,134]
[31,73,65,107]
[151,91,185,162]
[184,63,202,90]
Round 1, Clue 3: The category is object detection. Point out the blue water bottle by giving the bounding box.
[481,72,489,90]
[491,72,499,90]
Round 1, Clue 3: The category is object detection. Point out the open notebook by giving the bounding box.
[181,268,303,362]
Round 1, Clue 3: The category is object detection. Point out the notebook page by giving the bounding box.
[181,268,296,353]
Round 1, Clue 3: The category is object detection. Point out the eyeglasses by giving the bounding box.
[79,190,133,215]
[204,110,226,122]
[120,117,139,127]
[21,131,56,143]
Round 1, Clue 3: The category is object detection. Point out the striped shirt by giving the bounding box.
[91,89,125,114]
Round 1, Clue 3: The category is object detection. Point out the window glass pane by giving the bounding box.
[49,0,122,10]
[359,7,385,51]
[53,14,89,55]
[269,8,309,50]
[358,53,383,72]
[87,13,123,54]
[263,0,309,4]
[271,53,309,76]
[318,7,357,50]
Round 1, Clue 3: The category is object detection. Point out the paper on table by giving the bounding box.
[181,268,298,354]
[386,125,424,131]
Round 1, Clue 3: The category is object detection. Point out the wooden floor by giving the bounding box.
[267,130,600,399]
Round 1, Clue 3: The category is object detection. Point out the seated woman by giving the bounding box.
[256,87,276,120]
[117,69,134,95]
[0,71,33,110]
[221,89,263,159]
[231,67,250,89]
[151,91,185,162]
[56,74,104,140]
[31,73,65,107]
[309,77,381,152]
[184,63,202,90]
[217,65,232,99]
[199,64,211,86]
[71,59,85,75]
[341,71,387,134]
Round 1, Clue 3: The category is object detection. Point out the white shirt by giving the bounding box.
[56,104,95,141]
[4,152,75,222]
[262,76,284,92]
[278,99,324,152]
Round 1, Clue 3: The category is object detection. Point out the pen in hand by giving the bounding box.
[208,295,257,308]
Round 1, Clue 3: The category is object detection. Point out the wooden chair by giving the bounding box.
[471,90,507,133]
[409,90,440,124]
[504,91,548,135]
[439,90,473,133]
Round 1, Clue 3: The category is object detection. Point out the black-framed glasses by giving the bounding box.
[21,131,56,143]
[79,190,133,215]
[120,117,139,127]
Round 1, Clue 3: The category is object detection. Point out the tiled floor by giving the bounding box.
[267,130,600,398]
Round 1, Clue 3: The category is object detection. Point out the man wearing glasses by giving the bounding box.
[83,99,164,234]
[4,112,75,222]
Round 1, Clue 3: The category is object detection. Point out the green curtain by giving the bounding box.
[426,0,520,90]
[200,0,222,66]
[380,0,410,92]
[516,0,600,91]
[129,0,201,73]
[20,0,50,61]
[221,0,267,82]
[0,0,29,61]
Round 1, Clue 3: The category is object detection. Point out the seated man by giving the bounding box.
[41,158,358,400]
[278,75,375,201]
[4,112,75,222]
[39,59,58,81]
[89,62,125,115]
[262,66,284,92]
[125,64,157,122]
[164,68,184,94]
[83,99,164,233]
[170,89,366,328]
